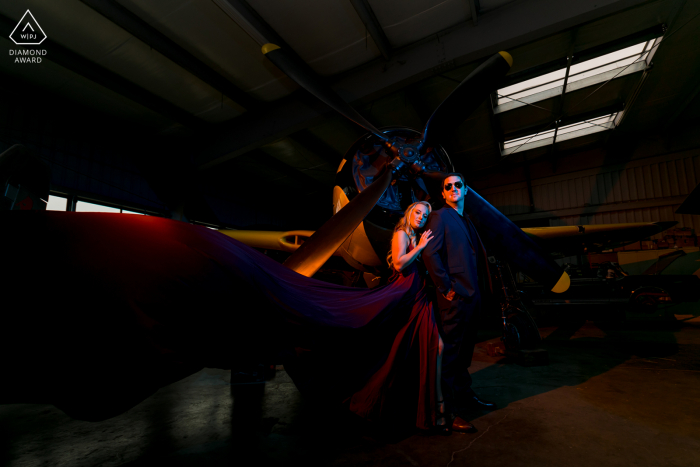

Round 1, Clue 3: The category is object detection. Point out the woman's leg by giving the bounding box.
[436,335,447,426]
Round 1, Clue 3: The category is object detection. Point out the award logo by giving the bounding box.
[8,10,47,64]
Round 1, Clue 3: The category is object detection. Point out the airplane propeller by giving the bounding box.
[419,52,513,153]
[262,44,569,293]
[261,44,389,142]
[283,164,393,277]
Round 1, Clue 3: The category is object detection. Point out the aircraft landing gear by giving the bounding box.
[503,307,542,351]
[491,258,542,351]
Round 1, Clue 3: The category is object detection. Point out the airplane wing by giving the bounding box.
[521,221,677,257]
[220,221,678,259]
[218,229,316,253]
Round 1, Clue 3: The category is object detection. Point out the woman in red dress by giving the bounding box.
[281,201,447,433]
[384,201,448,433]
[331,201,447,433]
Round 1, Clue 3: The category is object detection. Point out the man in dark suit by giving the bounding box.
[423,173,496,432]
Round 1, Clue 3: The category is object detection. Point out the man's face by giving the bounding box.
[442,176,465,205]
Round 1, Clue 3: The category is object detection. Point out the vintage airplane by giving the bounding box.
[253,45,571,289]
[0,40,688,421]
[3,42,682,351]
[203,42,689,351]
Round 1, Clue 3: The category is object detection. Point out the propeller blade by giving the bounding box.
[417,169,447,202]
[420,52,513,150]
[419,169,446,182]
[283,165,394,277]
[262,44,388,142]
[463,186,570,293]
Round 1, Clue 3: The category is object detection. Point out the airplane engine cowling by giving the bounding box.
[334,128,453,275]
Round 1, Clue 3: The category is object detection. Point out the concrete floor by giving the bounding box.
[2,305,699,467]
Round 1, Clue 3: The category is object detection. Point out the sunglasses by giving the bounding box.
[443,181,463,191]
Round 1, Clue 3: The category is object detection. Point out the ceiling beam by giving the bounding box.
[79,0,259,112]
[350,0,393,60]
[214,0,290,47]
[0,14,208,132]
[195,0,659,170]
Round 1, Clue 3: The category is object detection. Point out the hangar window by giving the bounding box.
[76,200,145,214]
[502,113,617,155]
[46,195,67,211]
[76,201,121,213]
[495,38,660,112]
[44,195,148,214]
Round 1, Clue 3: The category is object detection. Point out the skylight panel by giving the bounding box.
[504,128,556,150]
[566,42,649,86]
[495,39,657,110]
[497,69,567,104]
[502,113,617,155]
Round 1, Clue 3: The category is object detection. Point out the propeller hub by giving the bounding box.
[410,162,426,175]
[388,138,420,164]
[389,157,406,174]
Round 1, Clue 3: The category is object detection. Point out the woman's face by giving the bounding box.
[409,205,429,231]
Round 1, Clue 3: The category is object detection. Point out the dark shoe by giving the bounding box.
[451,416,477,433]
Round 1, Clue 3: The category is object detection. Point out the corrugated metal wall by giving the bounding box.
[0,138,165,211]
[480,150,700,235]
[482,186,531,216]
[0,98,165,211]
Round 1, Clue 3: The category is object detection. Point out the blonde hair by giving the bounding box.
[387,201,432,268]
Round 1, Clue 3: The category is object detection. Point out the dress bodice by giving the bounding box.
[390,240,424,281]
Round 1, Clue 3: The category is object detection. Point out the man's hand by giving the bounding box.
[443,289,456,301]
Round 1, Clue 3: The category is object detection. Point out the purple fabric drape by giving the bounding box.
[1,212,438,427]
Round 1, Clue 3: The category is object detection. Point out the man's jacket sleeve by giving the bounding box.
[423,212,451,295]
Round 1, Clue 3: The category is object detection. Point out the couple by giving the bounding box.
[392,173,495,434]
[332,173,496,435]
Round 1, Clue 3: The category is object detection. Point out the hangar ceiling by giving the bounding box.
[0,0,698,229]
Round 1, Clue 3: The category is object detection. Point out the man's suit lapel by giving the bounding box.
[444,207,474,249]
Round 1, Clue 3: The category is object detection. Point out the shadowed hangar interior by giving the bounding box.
[1,0,700,466]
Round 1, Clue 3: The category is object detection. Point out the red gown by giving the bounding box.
[1,212,439,427]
